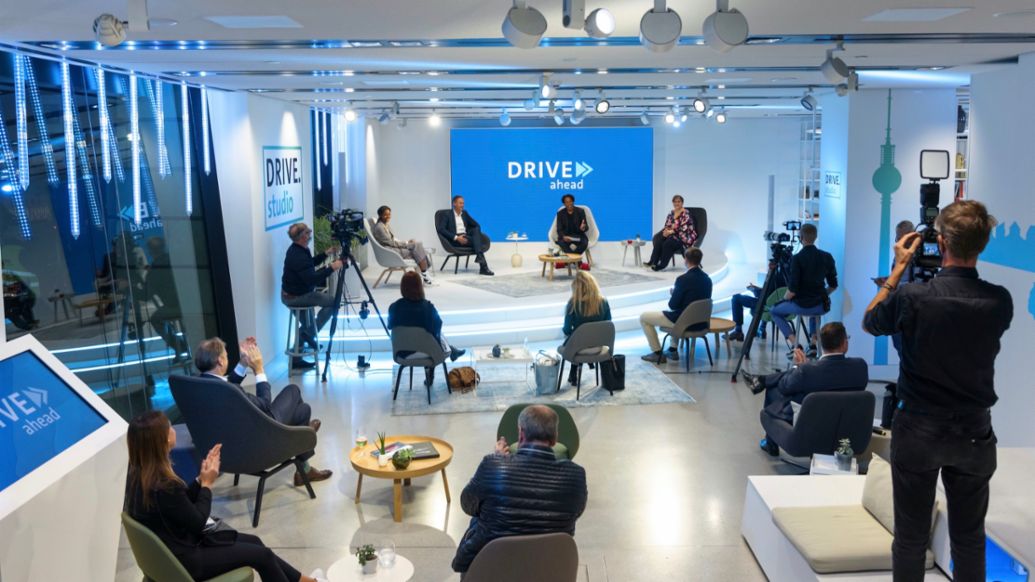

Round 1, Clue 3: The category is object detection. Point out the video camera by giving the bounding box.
[914,150,950,278]
[328,208,368,254]
[763,220,802,267]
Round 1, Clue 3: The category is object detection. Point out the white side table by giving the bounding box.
[505,234,528,267]
[620,239,647,266]
[809,453,859,475]
[327,555,414,582]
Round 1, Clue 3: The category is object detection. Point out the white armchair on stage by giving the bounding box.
[548,205,600,265]
[366,217,417,288]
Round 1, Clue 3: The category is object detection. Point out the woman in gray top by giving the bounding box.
[372,205,433,284]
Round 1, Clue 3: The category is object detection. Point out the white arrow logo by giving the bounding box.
[24,387,48,407]
[575,161,594,178]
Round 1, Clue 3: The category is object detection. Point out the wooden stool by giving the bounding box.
[285,306,320,376]
[708,317,736,359]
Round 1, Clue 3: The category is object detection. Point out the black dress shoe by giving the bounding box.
[292,358,316,369]
[725,330,745,342]
[479,266,494,276]
[665,347,679,361]
[449,347,466,362]
[805,344,819,358]
[760,438,779,456]
[741,371,766,395]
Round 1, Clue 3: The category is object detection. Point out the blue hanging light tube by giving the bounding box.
[61,61,79,239]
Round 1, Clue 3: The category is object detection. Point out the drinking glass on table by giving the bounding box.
[378,539,396,568]
[354,429,368,449]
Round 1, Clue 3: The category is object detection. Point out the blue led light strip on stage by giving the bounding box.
[0,103,32,240]
[146,79,170,178]
[130,73,141,226]
[71,106,102,227]
[201,85,210,175]
[61,62,79,239]
[96,68,111,183]
[14,54,29,191]
[182,82,192,215]
[23,57,59,185]
[314,109,322,191]
[105,113,125,182]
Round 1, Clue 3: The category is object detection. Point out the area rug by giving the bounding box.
[390,358,695,416]
[454,267,667,298]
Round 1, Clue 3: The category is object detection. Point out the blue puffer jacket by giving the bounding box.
[452,445,588,572]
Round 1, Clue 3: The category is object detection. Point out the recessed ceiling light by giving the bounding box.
[344,88,354,93]
[597,68,608,75]
[863,8,970,22]
[993,10,1035,18]
[427,71,440,76]
[770,76,798,82]
[205,15,302,29]
[343,70,355,76]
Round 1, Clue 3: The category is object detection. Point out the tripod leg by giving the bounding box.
[393,366,403,400]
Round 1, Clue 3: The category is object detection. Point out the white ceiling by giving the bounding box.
[3,0,1035,118]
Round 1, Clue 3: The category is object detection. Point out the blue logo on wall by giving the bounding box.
[0,352,107,491]
[450,128,653,241]
[982,222,1035,321]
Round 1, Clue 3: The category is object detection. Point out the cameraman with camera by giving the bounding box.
[281,222,343,367]
[864,200,1012,581]
[770,223,838,356]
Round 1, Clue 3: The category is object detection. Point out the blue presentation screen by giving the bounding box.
[450,128,653,241]
[0,352,107,491]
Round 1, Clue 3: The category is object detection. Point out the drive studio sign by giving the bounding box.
[0,387,59,436]
[263,146,305,231]
[507,159,594,191]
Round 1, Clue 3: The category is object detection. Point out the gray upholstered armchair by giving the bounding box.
[761,390,876,463]
[169,375,319,527]
[434,209,491,274]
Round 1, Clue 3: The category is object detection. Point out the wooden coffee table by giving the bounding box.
[349,435,453,522]
[538,253,583,281]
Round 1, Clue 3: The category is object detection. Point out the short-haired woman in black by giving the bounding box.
[646,194,697,271]
[555,194,589,255]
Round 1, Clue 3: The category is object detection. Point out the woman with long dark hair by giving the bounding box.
[387,271,467,385]
[125,411,325,582]
[646,194,697,271]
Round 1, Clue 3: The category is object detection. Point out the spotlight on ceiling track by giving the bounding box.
[539,74,556,99]
[500,109,512,126]
[93,13,129,46]
[573,91,584,111]
[692,93,708,113]
[378,111,391,125]
[429,111,441,127]
[344,108,357,122]
[821,43,851,84]
[570,108,586,125]
[640,112,650,125]
[585,8,616,38]
[681,113,688,122]
[554,108,566,125]
[665,112,675,124]
[640,0,682,53]
[524,91,538,111]
[503,0,548,48]
[800,89,817,111]
[594,98,610,114]
[715,109,727,124]
[702,0,749,53]
[835,71,859,97]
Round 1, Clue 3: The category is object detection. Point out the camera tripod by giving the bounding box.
[730,251,791,382]
[320,250,389,383]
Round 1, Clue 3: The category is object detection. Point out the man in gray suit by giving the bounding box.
[742,322,869,455]
[371,205,433,285]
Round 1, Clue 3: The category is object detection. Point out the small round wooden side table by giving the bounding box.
[538,253,583,281]
[349,435,453,522]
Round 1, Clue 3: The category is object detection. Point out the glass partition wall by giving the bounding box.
[0,50,233,421]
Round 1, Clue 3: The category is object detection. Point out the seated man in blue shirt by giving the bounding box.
[639,247,713,364]
[741,322,868,455]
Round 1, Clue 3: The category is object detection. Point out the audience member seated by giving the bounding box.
[770,223,838,357]
[281,222,344,368]
[561,271,612,385]
[741,322,868,456]
[387,271,466,386]
[436,195,493,276]
[639,248,712,364]
[452,405,587,575]
[371,205,433,285]
[726,267,788,342]
[554,194,590,255]
[194,336,332,486]
[645,194,697,271]
[125,410,328,582]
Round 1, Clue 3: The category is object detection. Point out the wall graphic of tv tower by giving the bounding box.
[871,90,902,365]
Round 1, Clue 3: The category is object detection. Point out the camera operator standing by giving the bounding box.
[281,222,344,368]
[864,200,1013,581]
[771,223,838,356]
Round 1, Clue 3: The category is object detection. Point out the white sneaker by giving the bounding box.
[422,274,434,286]
[309,568,328,582]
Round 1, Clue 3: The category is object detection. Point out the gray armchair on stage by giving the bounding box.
[463,533,579,582]
[169,375,318,527]
[390,326,452,405]
[434,209,492,274]
[365,217,417,288]
[761,390,876,466]
[556,320,615,399]
[548,204,600,265]
[660,298,714,372]
[121,512,255,582]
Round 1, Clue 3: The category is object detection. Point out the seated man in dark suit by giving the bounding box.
[452,405,587,575]
[639,247,713,364]
[741,322,869,456]
[194,336,332,485]
[436,195,493,276]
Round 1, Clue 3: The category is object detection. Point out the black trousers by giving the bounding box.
[731,292,760,327]
[557,237,589,255]
[891,409,997,582]
[179,533,302,582]
[454,226,488,261]
[270,385,312,427]
[647,231,685,268]
[149,305,184,352]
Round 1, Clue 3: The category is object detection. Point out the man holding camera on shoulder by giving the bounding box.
[771,223,838,357]
[281,222,343,368]
[864,200,1013,581]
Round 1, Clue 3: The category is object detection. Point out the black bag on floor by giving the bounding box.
[600,355,626,393]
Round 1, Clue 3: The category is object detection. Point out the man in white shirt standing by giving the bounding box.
[436,195,494,276]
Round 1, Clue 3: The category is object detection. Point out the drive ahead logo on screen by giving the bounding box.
[0,387,60,436]
[507,160,594,191]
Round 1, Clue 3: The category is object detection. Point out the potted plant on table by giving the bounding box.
[357,544,378,574]
[392,447,413,470]
[834,438,854,471]
[376,432,390,467]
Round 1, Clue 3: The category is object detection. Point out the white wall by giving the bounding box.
[969,54,1035,446]
[208,92,313,367]
[364,117,801,268]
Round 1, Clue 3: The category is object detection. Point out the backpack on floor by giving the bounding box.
[600,355,626,393]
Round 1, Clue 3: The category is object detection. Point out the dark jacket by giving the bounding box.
[665,266,713,326]
[563,299,611,337]
[125,477,213,557]
[436,209,481,242]
[763,354,869,422]
[281,243,331,296]
[387,298,443,340]
[555,207,588,241]
[452,445,588,573]
[146,251,180,309]
[788,245,838,308]
[201,371,274,419]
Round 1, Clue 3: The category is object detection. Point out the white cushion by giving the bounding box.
[403,351,432,361]
[863,454,939,536]
[576,346,609,357]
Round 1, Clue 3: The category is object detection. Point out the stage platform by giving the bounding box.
[320,242,757,351]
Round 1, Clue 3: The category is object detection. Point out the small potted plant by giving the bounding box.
[392,447,413,470]
[376,432,390,467]
[357,544,378,574]
[834,438,854,471]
